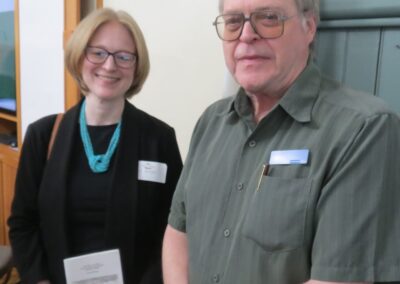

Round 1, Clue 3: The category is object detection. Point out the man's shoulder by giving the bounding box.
[200,96,235,120]
[318,76,398,118]
[188,96,235,148]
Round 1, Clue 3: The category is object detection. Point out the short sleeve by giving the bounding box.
[168,174,187,232]
[167,113,208,233]
[311,113,400,282]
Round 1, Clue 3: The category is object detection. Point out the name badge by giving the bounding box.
[269,149,309,165]
[64,249,123,284]
[138,160,167,184]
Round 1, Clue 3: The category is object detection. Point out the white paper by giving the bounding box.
[138,160,167,184]
[64,249,123,284]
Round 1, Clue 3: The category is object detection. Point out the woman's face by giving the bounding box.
[82,21,136,102]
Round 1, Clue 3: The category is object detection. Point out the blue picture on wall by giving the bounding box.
[0,0,16,114]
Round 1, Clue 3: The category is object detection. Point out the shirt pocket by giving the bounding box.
[241,176,312,252]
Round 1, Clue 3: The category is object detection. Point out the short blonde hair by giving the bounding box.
[65,8,150,98]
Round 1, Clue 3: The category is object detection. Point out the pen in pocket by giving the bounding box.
[256,164,269,192]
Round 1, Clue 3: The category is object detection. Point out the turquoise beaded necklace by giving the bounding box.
[79,100,122,173]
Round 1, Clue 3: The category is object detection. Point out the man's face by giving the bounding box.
[222,0,316,96]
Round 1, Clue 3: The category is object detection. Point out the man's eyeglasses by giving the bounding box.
[213,10,296,41]
[85,46,137,69]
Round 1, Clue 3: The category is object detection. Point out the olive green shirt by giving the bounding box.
[168,63,400,284]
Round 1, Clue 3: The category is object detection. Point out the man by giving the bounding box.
[163,0,400,283]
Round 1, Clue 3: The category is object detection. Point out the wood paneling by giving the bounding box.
[0,162,4,245]
[64,0,81,110]
[0,144,19,244]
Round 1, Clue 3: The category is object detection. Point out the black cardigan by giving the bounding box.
[8,101,183,284]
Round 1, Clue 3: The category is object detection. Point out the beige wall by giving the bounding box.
[104,0,227,158]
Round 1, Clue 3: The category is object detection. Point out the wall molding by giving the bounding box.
[321,0,400,21]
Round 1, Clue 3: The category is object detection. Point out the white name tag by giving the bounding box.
[269,149,309,165]
[138,160,167,184]
[64,249,123,284]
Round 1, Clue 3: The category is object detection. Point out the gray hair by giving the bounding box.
[294,0,320,26]
[218,0,320,25]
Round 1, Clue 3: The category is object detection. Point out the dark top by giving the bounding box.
[67,124,117,256]
[8,101,183,284]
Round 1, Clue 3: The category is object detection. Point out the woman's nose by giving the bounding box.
[102,55,118,70]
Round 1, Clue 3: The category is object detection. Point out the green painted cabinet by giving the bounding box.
[376,28,400,110]
[315,0,400,112]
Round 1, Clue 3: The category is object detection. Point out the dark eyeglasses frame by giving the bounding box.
[213,10,296,41]
[85,46,137,69]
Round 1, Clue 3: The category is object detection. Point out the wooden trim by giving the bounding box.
[0,144,19,244]
[64,0,81,110]
[0,113,17,123]
[64,0,80,50]
[64,0,103,110]
[0,161,4,244]
[96,0,103,8]
[14,0,22,147]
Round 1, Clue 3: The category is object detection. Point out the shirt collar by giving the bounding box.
[278,61,321,123]
[220,88,254,117]
[222,61,322,123]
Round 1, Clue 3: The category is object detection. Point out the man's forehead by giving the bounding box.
[222,0,296,13]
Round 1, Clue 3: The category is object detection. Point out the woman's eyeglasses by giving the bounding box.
[85,46,137,69]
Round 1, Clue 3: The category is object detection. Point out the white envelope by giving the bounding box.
[64,249,123,284]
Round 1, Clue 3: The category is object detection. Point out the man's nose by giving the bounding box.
[239,19,260,41]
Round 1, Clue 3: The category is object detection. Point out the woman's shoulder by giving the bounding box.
[28,114,59,135]
[125,102,174,132]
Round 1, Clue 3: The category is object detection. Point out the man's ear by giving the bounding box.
[303,11,317,43]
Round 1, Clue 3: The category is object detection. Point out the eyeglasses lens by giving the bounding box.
[85,47,136,68]
[214,11,284,41]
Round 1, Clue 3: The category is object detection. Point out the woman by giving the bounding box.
[8,8,182,284]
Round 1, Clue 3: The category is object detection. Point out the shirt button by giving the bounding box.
[224,229,231,237]
[237,183,244,191]
[248,140,257,147]
[212,274,220,283]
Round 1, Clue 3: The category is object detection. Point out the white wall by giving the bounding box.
[104,0,226,158]
[19,0,64,138]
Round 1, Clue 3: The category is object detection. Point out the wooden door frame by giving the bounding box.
[64,0,103,110]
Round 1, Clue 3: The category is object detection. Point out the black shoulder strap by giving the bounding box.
[47,113,64,160]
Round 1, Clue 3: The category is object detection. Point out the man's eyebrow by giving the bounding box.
[223,6,286,14]
[254,6,286,13]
